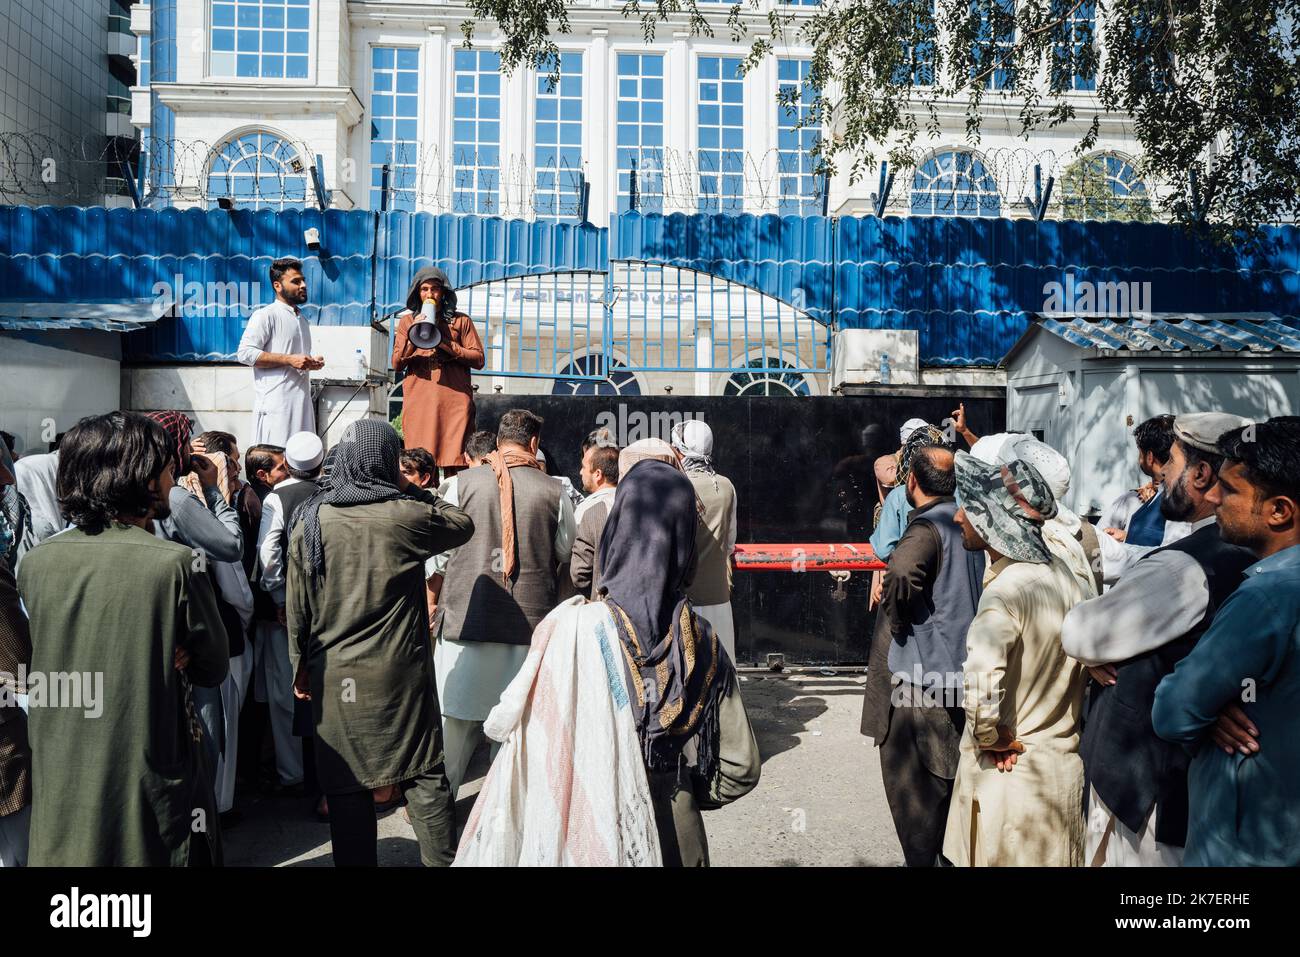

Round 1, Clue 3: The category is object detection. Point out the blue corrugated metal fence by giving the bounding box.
[1,205,1297,367]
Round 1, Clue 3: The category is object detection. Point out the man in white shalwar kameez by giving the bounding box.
[236,258,322,446]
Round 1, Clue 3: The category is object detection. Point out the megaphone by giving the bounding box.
[409,298,443,349]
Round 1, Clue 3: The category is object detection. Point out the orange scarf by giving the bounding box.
[484,446,543,583]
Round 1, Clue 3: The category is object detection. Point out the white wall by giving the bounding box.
[1008,329,1300,516]
[0,332,122,455]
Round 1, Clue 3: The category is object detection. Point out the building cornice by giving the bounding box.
[346,1,810,34]
[903,95,1134,132]
[153,84,365,127]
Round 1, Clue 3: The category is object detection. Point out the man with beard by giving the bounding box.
[236,258,324,445]
[1063,413,1254,866]
[860,446,985,866]
[1153,418,1300,865]
[17,412,229,865]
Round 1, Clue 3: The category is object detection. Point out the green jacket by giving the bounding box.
[19,524,229,866]
[287,494,473,794]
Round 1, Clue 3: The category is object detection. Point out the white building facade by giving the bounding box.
[131,0,1154,222]
[118,0,1164,404]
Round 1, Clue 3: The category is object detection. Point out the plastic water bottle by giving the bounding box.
[354,349,368,381]
[880,352,891,384]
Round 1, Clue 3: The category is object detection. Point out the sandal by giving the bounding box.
[372,785,404,813]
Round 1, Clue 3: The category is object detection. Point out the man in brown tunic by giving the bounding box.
[392,267,485,472]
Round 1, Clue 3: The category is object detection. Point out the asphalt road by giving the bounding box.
[224,673,904,867]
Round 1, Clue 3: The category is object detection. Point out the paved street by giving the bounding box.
[225,673,904,867]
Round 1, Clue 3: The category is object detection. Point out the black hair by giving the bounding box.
[0,431,15,456]
[58,412,174,533]
[1133,414,1176,465]
[465,430,497,461]
[195,430,237,456]
[1180,439,1225,478]
[497,409,544,448]
[588,444,620,485]
[270,257,304,286]
[287,464,322,482]
[910,446,956,497]
[582,427,617,454]
[1217,418,1300,503]
[400,447,437,479]
[245,444,284,486]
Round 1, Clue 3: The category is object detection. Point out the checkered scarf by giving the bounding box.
[294,418,422,577]
[144,409,194,475]
[896,422,947,487]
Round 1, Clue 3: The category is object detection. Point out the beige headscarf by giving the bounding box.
[618,438,678,476]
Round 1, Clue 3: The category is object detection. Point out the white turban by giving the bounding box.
[899,417,928,445]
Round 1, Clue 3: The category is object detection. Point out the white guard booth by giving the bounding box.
[1001,314,1300,518]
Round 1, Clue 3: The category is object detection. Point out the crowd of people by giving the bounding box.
[0,257,1296,868]
[863,411,1300,867]
[0,397,753,867]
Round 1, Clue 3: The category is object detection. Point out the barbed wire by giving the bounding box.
[0,130,1158,221]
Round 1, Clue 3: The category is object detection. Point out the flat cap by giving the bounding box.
[1174,412,1251,454]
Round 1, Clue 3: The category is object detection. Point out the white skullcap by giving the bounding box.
[899,417,928,445]
[284,431,324,472]
[1008,436,1072,501]
[670,419,714,458]
[968,432,1022,467]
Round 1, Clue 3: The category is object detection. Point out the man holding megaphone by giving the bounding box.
[392,267,485,476]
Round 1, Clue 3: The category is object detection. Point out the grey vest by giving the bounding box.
[440,464,561,646]
[685,471,736,606]
[886,499,985,690]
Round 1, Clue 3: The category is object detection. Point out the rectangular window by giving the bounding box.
[534,52,583,220]
[972,0,1015,91]
[615,52,664,214]
[1051,0,1096,92]
[452,48,502,214]
[697,55,744,214]
[210,0,310,80]
[370,47,420,211]
[137,35,151,87]
[777,59,820,216]
[894,0,936,85]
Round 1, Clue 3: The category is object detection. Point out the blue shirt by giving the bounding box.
[1152,542,1300,866]
[869,485,911,562]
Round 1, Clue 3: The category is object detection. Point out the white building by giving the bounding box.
[0,0,139,207]
[131,0,1154,223]
[1002,315,1300,518]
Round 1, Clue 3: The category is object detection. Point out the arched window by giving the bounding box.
[553,352,643,396]
[206,131,308,210]
[724,355,812,397]
[1059,153,1152,222]
[910,150,1001,217]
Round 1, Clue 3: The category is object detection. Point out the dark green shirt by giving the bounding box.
[19,523,228,866]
